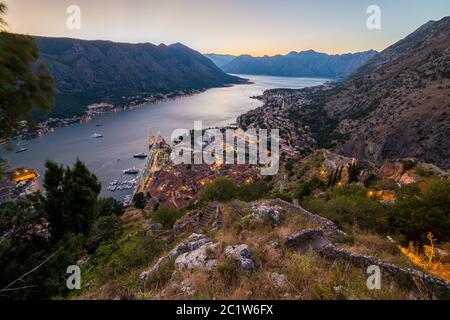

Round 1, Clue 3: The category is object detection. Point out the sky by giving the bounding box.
[3,0,450,56]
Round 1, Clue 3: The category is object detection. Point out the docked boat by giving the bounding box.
[133,152,147,159]
[91,133,103,139]
[122,167,139,175]
[15,147,28,153]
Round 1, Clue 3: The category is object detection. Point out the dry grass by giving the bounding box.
[76,200,432,300]
[399,233,450,282]
[340,231,414,268]
[144,201,414,300]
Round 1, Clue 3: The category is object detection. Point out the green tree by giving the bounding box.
[348,162,361,183]
[0,2,55,139]
[201,177,237,202]
[86,215,123,252]
[295,177,323,201]
[44,159,101,240]
[133,192,147,212]
[153,205,183,229]
[97,197,124,218]
[0,2,6,30]
[388,179,450,243]
[238,180,271,202]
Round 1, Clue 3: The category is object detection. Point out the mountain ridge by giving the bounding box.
[34,36,246,118]
[206,50,377,78]
[325,16,450,169]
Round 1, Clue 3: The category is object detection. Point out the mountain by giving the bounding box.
[34,37,245,118]
[219,50,377,78]
[205,53,237,68]
[324,17,450,169]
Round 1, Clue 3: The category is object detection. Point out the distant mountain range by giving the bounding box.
[326,16,450,169]
[206,50,377,78]
[204,54,237,69]
[35,37,245,118]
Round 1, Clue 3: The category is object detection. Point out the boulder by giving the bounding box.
[251,203,285,224]
[140,233,210,286]
[169,233,210,259]
[223,244,255,273]
[175,242,219,271]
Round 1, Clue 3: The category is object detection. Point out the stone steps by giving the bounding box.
[197,203,218,228]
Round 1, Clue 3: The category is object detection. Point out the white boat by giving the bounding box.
[133,152,147,159]
[15,147,28,153]
[122,167,139,175]
[91,133,103,139]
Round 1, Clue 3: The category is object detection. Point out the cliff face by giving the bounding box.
[35,37,245,117]
[220,50,377,78]
[325,17,450,169]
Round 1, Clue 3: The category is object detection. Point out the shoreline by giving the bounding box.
[7,89,206,144]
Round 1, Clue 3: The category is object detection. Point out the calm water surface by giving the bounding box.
[1,75,328,200]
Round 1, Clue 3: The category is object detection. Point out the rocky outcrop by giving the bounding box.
[250,203,285,224]
[139,233,210,286]
[223,244,255,273]
[175,242,219,271]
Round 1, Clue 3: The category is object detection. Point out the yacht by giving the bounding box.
[122,167,139,175]
[133,152,147,159]
[91,133,103,139]
[15,147,28,153]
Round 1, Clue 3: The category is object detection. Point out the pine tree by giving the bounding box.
[133,192,147,212]
[337,165,343,183]
[0,2,55,139]
[44,159,101,240]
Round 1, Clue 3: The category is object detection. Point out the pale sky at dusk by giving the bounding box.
[3,0,450,56]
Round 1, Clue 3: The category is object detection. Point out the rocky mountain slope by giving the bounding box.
[325,17,450,169]
[218,50,377,78]
[35,37,245,117]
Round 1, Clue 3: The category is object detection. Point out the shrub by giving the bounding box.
[133,192,147,211]
[295,177,323,201]
[153,205,183,229]
[237,180,271,202]
[216,258,239,285]
[201,177,237,202]
[364,173,377,187]
[94,233,165,281]
[388,179,450,243]
[97,197,124,217]
[304,185,388,232]
[334,234,355,245]
[271,189,293,203]
[86,215,123,252]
